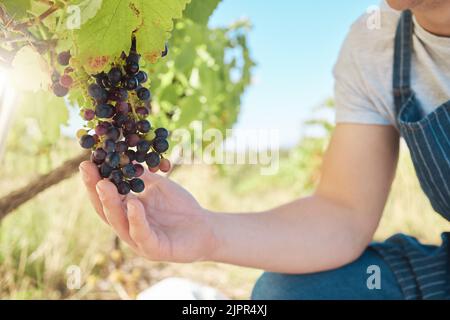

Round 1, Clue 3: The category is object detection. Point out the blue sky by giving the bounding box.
[209,0,377,147]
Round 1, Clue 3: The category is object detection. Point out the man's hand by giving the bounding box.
[79,161,219,263]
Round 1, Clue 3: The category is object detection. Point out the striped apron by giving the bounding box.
[371,10,450,300]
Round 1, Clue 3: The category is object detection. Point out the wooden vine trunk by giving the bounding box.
[0,151,90,221]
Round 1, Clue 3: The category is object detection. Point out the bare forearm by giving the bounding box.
[208,195,375,274]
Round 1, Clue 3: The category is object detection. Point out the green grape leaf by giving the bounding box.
[74,0,190,72]
[0,0,32,20]
[73,0,140,72]
[183,0,221,25]
[159,84,179,105]
[135,0,190,63]
[176,94,203,128]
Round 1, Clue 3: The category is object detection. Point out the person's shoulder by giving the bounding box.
[334,2,401,79]
[345,2,400,61]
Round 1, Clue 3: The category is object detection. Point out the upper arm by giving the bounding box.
[316,124,400,235]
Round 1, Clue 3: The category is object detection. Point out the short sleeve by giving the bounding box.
[333,26,391,126]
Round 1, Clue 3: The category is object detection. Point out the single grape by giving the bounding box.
[57,51,71,66]
[135,151,147,163]
[137,120,151,133]
[153,138,169,153]
[155,128,169,139]
[136,107,150,117]
[123,119,137,133]
[119,153,131,166]
[123,76,138,90]
[122,163,136,178]
[136,71,148,84]
[110,169,124,185]
[88,83,107,102]
[83,109,95,121]
[110,87,128,102]
[113,113,129,131]
[88,83,101,97]
[76,129,88,139]
[105,152,120,168]
[137,87,151,101]
[92,148,107,165]
[103,139,116,153]
[133,164,144,177]
[130,178,145,193]
[125,133,140,147]
[125,150,136,162]
[144,131,156,141]
[117,181,131,195]
[60,74,73,88]
[53,83,69,97]
[115,141,128,154]
[125,62,139,75]
[137,140,151,153]
[95,123,108,136]
[95,103,115,119]
[79,135,95,149]
[146,152,161,168]
[159,158,171,173]
[116,102,130,114]
[99,163,114,178]
[108,67,122,85]
[106,127,121,141]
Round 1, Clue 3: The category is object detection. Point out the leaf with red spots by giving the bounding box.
[73,0,190,72]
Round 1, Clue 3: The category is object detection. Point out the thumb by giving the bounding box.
[126,199,162,259]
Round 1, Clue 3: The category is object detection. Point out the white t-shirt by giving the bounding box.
[334,1,450,128]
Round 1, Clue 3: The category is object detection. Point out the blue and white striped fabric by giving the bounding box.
[371,10,450,300]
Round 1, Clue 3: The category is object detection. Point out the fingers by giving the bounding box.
[96,180,137,249]
[79,161,107,223]
[127,198,162,259]
[138,171,164,200]
[141,170,164,187]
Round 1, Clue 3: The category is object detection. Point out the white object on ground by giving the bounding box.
[137,277,229,300]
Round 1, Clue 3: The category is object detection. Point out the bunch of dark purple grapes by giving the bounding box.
[78,41,171,195]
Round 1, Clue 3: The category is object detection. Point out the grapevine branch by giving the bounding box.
[13,4,59,32]
[0,3,59,67]
[0,151,90,221]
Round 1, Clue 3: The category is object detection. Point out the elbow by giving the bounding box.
[333,209,379,269]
